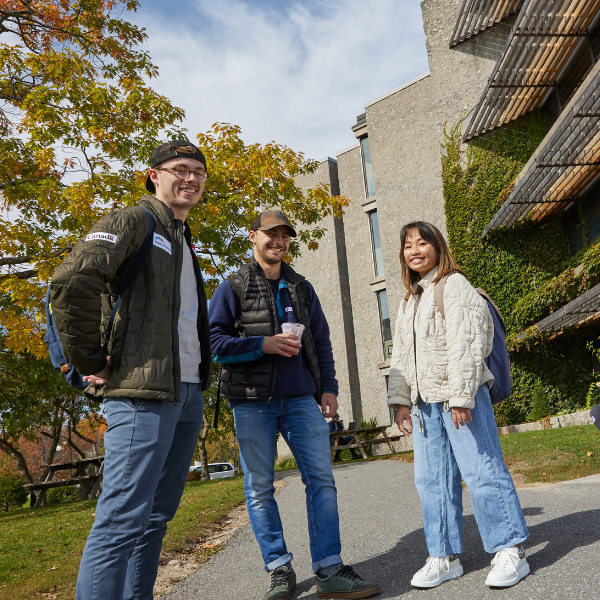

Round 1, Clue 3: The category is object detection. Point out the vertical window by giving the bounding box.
[377,290,393,360]
[368,210,384,276]
[360,136,376,198]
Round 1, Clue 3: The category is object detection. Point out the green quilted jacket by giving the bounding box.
[50,195,212,402]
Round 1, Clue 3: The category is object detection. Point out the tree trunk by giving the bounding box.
[67,420,86,459]
[35,404,64,507]
[198,414,211,481]
[0,438,34,483]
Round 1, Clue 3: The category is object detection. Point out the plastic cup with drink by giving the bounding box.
[281,307,304,341]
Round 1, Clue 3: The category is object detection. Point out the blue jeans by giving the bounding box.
[76,383,204,600]
[412,384,528,557]
[233,395,342,574]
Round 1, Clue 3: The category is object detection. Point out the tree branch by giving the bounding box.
[0,177,42,189]
[0,247,71,266]
[0,269,37,281]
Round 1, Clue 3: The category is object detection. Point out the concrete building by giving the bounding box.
[279,0,572,458]
[280,0,514,451]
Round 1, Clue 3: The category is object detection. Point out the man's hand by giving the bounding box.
[451,407,472,430]
[321,393,338,418]
[82,356,111,386]
[262,334,301,357]
[395,405,413,436]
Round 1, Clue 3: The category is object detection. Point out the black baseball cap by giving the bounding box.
[146,140,207,194]
[591,404,600,432]
[250,208,297,237]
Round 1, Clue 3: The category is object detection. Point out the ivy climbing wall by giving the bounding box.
[441,113,598,425]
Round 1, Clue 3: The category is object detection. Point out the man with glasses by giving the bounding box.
[50,140,212,600]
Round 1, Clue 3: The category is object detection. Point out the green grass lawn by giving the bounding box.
[499,424,600,483]
[278,424,600,486]
[0,476,245,600]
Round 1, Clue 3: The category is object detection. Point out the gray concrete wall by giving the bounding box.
[335,142,393,428]
[290,158,361,424]
[421,0,516,140]
[283,0,520,457]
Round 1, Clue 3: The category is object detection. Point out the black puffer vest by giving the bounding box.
[220,258,322,402]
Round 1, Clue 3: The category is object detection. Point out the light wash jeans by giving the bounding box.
[412,384,528,557]
[76,383,204,600]
[233,395,342,574]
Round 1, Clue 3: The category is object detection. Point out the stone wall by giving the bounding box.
[281,0,521,460]
[277,158,362,461]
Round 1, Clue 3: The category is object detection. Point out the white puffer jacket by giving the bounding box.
[387,267,494,411]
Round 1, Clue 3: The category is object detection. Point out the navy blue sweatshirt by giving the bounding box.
[209,275,338,403]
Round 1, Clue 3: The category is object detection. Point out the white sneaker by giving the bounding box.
[485,546,530,587]
[411,555,463,588]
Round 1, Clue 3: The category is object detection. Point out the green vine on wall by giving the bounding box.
[441,113,597,425]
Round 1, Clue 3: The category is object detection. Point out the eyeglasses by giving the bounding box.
[156,166,208,181]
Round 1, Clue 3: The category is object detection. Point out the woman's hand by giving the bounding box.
[395,405,413,436]
[451,407,472,430]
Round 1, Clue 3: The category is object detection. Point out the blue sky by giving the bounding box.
[130,0,428,160]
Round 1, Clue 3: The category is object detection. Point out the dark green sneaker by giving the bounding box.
[264,565,296,600]
[316,565,380,598]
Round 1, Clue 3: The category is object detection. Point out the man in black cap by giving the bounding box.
[50,140,212,599]
[209,209,380,600]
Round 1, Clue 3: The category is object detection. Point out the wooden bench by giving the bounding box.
[25,456,104,505]
[330,426,402,461]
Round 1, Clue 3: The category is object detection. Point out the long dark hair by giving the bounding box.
[399,221,465,293]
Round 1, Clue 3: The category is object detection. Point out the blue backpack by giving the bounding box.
[45,207,156,391]
[433,275,512,404]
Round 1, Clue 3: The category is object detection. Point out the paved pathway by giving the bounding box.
[164,461,600,600]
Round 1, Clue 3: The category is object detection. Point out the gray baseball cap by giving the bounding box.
[250,209,297,237]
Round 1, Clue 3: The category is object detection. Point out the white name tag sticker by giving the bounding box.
[86,232,117,243]
[153,233,172,255]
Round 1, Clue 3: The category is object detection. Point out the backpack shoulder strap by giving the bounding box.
[476,287,507,335]
[116,207,156,297]
[228,273,245,309]
[102,207,156,353]
[433,274,450,319]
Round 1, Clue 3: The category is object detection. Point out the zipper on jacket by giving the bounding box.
[412,294,420,397]
[260,267,279,399]
[171,224,184,405]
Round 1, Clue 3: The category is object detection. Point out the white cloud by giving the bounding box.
[134,0,428,160]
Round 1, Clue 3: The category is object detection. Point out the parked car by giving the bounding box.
[189,462,237,480]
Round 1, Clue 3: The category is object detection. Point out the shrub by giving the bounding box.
[46,485,80,504]
[358,417,379,457]
[529,382,549,422]
[275,457,298,471]
[186,469,202,482]
[0,471,28,511]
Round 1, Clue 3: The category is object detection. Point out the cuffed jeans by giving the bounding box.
[233,395,342,574]
[76,383,204,600]
[412,384,528,557]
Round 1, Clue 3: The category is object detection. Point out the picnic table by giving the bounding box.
[25,455,104,505]
[330,426,401,462]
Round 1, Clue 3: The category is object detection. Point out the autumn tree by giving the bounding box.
[0,0,185,357]
[191,123,348,294]
[0,4,348,483]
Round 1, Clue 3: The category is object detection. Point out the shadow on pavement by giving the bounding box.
[293,507,600,599]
